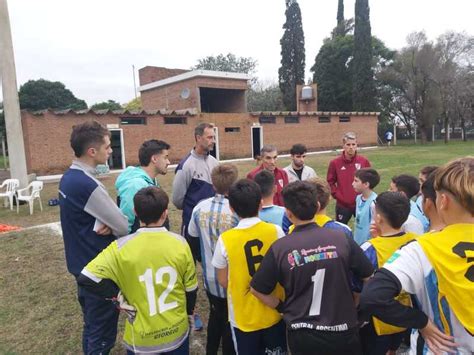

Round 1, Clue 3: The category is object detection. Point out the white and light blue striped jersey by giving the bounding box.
[188,194,238,297]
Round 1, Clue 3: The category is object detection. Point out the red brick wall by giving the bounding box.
[141,76,248,111]
[139,66,189,86]
[203,113,378,160]
[21,111,377,175]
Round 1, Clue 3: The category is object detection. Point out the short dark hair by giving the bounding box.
[421,170,437,206]
[133,186,169,225]
[254,170,275,198]
[138,140,170,166]
[290,144,307,156]
[211,164,238,195]
[392,175,420,199]
[195,123,214,139]
[420,166,438,177]
[306,177,331,210]
[228,179,261,218]
[70,121,110,158]
[355,168,380,189]
[283,181,319,220]
[375,191,410,229]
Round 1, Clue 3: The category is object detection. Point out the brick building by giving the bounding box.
[20,65,379,175]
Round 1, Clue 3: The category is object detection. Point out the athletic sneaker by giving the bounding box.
[194,313,203,331]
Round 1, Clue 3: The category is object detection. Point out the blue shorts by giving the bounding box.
[231,320,287,354]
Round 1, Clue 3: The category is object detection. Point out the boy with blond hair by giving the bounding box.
[188,164,239,355]
[361,157,474,354]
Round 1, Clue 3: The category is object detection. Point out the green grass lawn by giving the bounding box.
[0,141,473,354]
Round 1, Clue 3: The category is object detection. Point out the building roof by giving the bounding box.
[25,108,198,116]
[250,111,380,116]
[138,69,251,92]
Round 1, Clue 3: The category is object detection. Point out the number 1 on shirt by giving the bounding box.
[309,269,325,316]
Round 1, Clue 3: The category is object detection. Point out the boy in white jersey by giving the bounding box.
[360,157,474,354]
[78,187,198,354]
[188,164,238,355]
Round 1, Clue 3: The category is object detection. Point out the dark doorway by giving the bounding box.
[108,130,124,169]
[209,127,220,160]
[251,126,263,159]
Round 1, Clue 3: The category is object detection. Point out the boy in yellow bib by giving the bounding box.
[78,187,198,354]
[361,157,474,354]
[356,191,416,355]
[212,179,287,354]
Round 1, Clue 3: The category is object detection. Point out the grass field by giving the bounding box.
[0,141,472,354]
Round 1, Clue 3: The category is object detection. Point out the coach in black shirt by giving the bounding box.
[251,181,374,355]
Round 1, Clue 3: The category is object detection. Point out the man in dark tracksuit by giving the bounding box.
[59,121,128,354]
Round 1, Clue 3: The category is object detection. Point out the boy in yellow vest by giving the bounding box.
[356,191,417,355]
[212,179,287,354]
[360,157,474,354]
[77,187,198,354]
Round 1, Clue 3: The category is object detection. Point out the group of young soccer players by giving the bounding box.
[79,148,474,354]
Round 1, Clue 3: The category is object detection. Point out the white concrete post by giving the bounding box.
[0,0,28,186]
[432,125,435,142]
[393,123,397,146]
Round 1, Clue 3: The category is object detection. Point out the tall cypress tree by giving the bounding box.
[278,0,305,111]
[352,0,376,111]
[337,0,344,29]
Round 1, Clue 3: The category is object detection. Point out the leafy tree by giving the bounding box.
[90,100,122,111]
[123,97,142,111]
[247,81,285,112]
[311,35,394,112]
[377,32,441,143]
[278,0,306,111]
[19,79,87,111]
[433,31,474,142]
[352,0,376,111]
[378,31,473,143]
[192,53,257,84]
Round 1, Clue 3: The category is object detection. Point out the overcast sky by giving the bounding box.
[2,0,473,106]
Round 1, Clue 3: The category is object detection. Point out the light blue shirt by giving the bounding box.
[354,191,377,245]
[259,205,286,230]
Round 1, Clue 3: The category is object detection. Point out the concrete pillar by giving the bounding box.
[0,0,28,186]
[414,124,417,144]
[432,125,435,142]
[447,123,450,141]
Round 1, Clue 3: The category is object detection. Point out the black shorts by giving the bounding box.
[287,327,362,355]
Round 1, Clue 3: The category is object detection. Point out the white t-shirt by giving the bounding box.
[384,241,474,354]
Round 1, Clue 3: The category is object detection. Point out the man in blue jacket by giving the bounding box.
[115,139,171,232]
[59,121,128,355]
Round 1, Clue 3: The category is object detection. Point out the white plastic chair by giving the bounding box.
[16,181,44,215]
[0,178,20,210]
